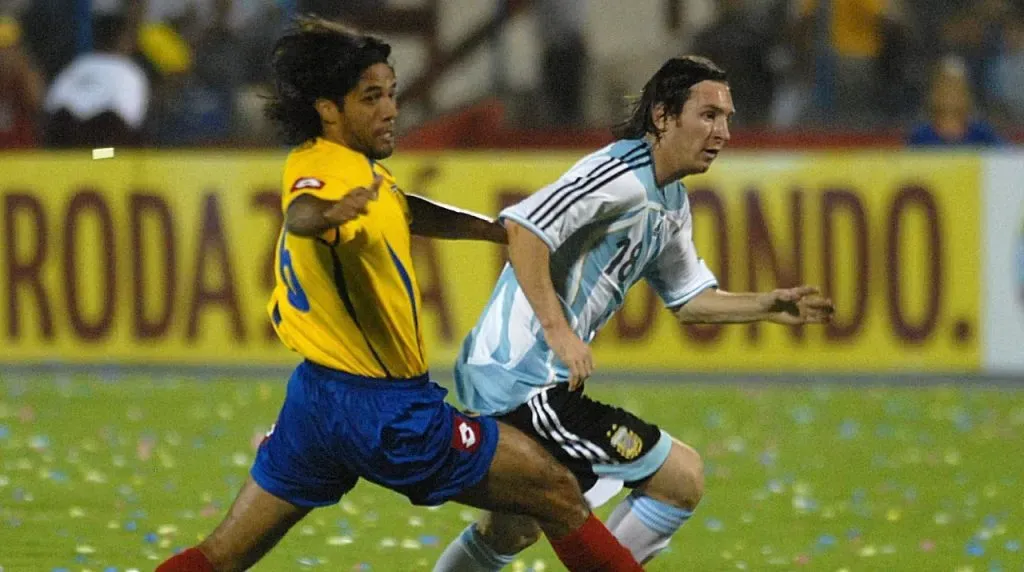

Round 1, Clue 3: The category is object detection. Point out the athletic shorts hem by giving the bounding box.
[407,414,500,506]
[497,384,665,492]
[249,465,340,509]
[593,429,673,483]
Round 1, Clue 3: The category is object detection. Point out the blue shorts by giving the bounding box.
[251,360,499,507]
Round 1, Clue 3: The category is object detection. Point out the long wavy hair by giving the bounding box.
[264,15,392,145]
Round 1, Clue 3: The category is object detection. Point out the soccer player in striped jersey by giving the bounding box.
[157,17,643,572]
[434,56,835,570]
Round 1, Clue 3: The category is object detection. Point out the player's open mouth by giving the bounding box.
[376,129,394,144]
[702,149,719,160]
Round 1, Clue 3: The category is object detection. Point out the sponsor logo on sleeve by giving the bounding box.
[291,177,325,192]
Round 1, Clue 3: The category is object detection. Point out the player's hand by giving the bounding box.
[324,175,383,225]
[760,286,835,325]
[546,325,593,390]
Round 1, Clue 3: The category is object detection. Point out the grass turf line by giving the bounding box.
[0,376,1022,570]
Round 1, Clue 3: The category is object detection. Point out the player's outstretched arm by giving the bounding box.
[285,176,382,237]
[506,221,592,389]
[674,286,834,325]
[406,194,506,243]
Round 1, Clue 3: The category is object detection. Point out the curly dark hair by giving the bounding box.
[264,16,392,145]
[612,55,728,140]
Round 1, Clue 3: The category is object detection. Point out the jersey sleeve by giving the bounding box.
[644,197,718,308]
[280,151,382,243]
[499,156,647,251]
[281,173,352,210]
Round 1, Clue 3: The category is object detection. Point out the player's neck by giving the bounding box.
[318,121,367,158]
[320,133,368,159]
[647,137,688,187]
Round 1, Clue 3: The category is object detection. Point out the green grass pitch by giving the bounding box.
[1,374,1022,571]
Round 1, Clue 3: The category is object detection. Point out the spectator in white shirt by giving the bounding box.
[43,11,149,147]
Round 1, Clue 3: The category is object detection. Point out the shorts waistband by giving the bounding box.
[303,360,431,388]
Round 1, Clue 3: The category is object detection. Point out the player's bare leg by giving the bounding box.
[476,511,543,555]
[450,421,642,571]
[628,438,704,511]
[156,477,311,572]
[435,437,702,570]
[433,509,541,571]
[604,438,704,563]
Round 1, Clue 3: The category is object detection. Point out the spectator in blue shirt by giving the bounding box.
[908,56,1003,146]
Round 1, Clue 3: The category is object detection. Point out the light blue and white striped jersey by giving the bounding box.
[455,139,718,415]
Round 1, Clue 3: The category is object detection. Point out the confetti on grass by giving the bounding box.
[3,378,1024,570]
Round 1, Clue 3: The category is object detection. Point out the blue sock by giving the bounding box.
[627,490,692,534]
[605,490,693,562]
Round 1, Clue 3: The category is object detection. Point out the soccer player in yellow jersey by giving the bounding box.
[157,16,643,572]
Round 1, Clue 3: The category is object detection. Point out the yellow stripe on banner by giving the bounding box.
[0,151,981,372]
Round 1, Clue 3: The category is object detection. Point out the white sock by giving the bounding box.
[607,490,693,562]
[432,524,515,572]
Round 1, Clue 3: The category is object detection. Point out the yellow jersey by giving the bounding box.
[267,137,427,378]
[800,0,886,59]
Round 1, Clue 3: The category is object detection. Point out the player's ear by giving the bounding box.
[652,102,668,131]
[314,98,341,124]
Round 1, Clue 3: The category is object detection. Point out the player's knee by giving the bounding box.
[537,463,589,526]
[477,517,542,555]
[673,443,705,511]
[647,441,704,512]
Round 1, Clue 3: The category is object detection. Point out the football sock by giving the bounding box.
[606,490,692,562]
[548,512,644,571]
[432,523,516,572]
[155,547,215,572]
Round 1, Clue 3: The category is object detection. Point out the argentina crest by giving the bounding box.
[608,424,643,460]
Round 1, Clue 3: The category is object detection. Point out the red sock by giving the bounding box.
[548,513,644,571]
[155,547,215,572]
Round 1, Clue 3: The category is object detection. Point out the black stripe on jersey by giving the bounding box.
[526,159,610,221]
[526,143,647,222]
[537,158,652,231]
[531,150,649,229]
[327,248,393,379]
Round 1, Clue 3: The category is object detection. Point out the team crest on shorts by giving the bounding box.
[607,424,643,460]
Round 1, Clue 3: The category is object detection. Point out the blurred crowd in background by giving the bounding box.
[1,0,1023,150]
